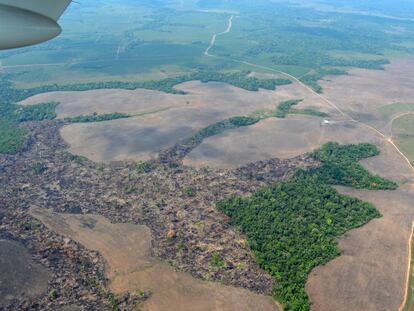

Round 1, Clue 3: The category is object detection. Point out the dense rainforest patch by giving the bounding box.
[217,142,396,311]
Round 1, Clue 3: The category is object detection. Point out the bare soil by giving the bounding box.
[184,116,324,168]
[21,80,329,163]
[0,240,50,306]
[320,56,414,131]
[31,208,280,311]
[182,58,414,311]
[304,56,414,311]
[0,121,316,310]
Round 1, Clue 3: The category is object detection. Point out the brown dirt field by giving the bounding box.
[185,104,414,311]
[184,116,324,168]
[307,187,414,311]
[30,207,280,311]
[19,81,323,119]
[319,56,414,130]
[44,81,328,163]
[0,239,50,307]
[298,57,414,311]
[184,118,385,169]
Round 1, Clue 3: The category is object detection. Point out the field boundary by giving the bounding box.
[399,221,414,311]
[206,43,414,172]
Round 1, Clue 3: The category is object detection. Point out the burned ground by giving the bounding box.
[0,120,315,310]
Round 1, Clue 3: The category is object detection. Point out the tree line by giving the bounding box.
[217,142,396,310]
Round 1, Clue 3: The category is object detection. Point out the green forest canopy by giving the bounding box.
[217,142,396,311]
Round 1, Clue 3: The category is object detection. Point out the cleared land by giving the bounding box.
[12,58,414,311]
[31,207,280,311]
[186,56,414,168]
[0,240,50,306]
[304,58,414,311]
[402,223,414,311]
[319,56,414,131]
[392,114,414,163]
[307,186,414,311]
[22,80,328,163]
[182,57,414,311]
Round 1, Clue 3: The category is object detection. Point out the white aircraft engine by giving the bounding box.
[0,0,71,50]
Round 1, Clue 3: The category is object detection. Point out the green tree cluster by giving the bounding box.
[217,142,396,310]
[65,112,131,123]
[275,99,328,118]
[0,100,58,154]
[310,142,397,190]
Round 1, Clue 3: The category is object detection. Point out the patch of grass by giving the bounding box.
[378,102,414,118]
[217,142,395,310]
[392,114,414,163]
[31,163,48,175]
[183,187,196,197]
[134,161,154,173]
[209,252,225,268]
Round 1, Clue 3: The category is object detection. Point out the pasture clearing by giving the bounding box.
[319,56,414,131]
[0,240,50,307]
[26,81,317,162]
[30,207,280,311]
[182,58,414,310]
[392,114,414,163]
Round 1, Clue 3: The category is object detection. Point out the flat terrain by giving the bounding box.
[184,116,324,168]
[0,240,50,306]
[21,80,327,163]
[177,58,414,311]
[392,114,414,163]
[305,58,414,311]
[320,57,414,131]
[186,56,414,168]
[31,208,280,311]
[16,58,414,311]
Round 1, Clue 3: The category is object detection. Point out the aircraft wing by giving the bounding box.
[0,0,71,21]
[0,0,72,50]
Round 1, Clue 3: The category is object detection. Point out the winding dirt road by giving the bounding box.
[204,15,234,56]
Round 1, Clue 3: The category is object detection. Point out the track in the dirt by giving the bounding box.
[203,14,414,173]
